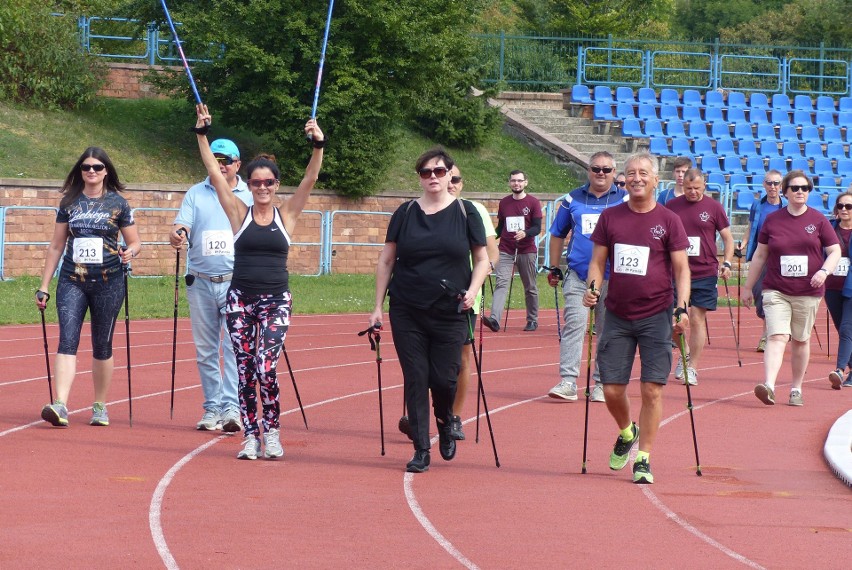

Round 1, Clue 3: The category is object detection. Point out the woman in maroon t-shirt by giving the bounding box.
[825,191,852,388]
[742,171,841,407]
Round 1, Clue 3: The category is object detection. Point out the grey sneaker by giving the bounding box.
[90,402,109,426]
[788,390,804,407]
[41,402,69,427]
[844,372,852,388]
[237,435,261,460]
[682,367,698,386]
[196,410,221,431]
[754,383,775,405]
[590,383,605,402]
[829,369,843,390]
[263,428,284,459]
[220,409,242,433]
[756,336,766,353]
[675,353,689,380]
[548,381,578,401]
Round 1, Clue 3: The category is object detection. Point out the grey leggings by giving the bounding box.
[56,276,124,359]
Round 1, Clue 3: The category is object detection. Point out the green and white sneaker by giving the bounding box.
[41,402,69,427]
[90,402,109,426]
[609,422,639,470]
[632,457,654,484]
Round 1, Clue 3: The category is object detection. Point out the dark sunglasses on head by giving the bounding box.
[418,167,448,179]
[450,176,462,184]
[764,180,781,186]
[615,181,626,187]
[787,185,811,193]
[81,163,106,172]
[837,203,852,211]
[248,178,278,189]
[590,166,614,174]
[215,155,235,165]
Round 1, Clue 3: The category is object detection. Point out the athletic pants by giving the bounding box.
[56,276,124,359]
[490,251,539,324]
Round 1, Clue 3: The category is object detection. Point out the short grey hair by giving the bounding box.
[589,151,615,168]
[624,151,659,176]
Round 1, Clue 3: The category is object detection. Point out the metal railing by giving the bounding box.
[0,206,58,280]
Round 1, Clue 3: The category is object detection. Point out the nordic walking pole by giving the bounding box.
[35,291,54,403]
[308,0,335,139]
[581,281,596,474]
[813,323,823,350]
[170,228,186,419]
[543,266,563,343]
[705,317,711,346]
[358,323,384,455]
[468,313,500,468]
[476,283,486,442]
[282,347,309,430]
[121,250,133,427]
[826,308,831,359]
[159,0,204,105]
[676,307,702,477]
[723,279,742,367]
[503,247,518,331]
[735,243,742,352]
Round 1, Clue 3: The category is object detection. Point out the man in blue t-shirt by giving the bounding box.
[546,151,627,402]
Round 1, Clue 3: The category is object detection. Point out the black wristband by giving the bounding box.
[190,125,210,135]
[312,137,327,149]
[674,307,687,319]
[722,261,732,268]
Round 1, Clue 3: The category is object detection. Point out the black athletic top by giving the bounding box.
[385,199,486,313]
[232,206,290,296]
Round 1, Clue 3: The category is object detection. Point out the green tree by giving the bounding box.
[720,0,851,48]
[129,0,499,197]
[674,0,787,41]
[515,0,675,38]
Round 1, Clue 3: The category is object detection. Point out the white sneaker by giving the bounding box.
[548,381,578,401]
[682,367,698,386]
[196,410,221,431]
[674,354,689,380]
[590,383,605,402]
[237,435,261,460]
[220,409,242,433]
[263,428,284,459]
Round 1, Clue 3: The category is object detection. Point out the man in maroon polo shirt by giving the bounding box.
[583,151,691,485]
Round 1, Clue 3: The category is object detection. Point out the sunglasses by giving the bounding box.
[450,176,462,184]
[215,156,235,165]
[248,178,278,189]
[80,163,106,172]
[590,166,614,174]
[837,203,852,211]
[787,185,811,193]
[764,180,781,186]
[615,181,626,187]
[418,167,449,179]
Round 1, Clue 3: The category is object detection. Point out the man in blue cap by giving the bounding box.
[169,139,253,432]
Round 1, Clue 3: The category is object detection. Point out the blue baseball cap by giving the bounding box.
[210,139,240,160]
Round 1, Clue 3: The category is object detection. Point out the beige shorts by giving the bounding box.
[762,289,822,342]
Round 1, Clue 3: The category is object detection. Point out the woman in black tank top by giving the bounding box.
[194,104,325,461]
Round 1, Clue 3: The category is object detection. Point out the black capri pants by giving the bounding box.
[389,298,468,451]
[56,276,125,360]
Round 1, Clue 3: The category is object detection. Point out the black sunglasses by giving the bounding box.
[418,167,449,179]
[248,178,278,189]
[590,166,614,174]
[450,176,462,184]
[615,181,626,187]
[764,180,781,186]
[215,155,235,165]
[787,185,811,193]
[837,203,852,211]
[80,163,106,172]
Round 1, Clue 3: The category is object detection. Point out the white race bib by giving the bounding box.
[505,216,525,233]
[780,255,808,277]
[687,236,701,257]
[72,237,103,264]
[202,230,234,257]
[613,243,649,276]
[580,213,600,236]
[835,257,850,277]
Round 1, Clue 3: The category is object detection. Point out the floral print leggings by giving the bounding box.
[226,287,291,437]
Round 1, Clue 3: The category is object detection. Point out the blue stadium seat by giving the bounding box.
[837,112,852,131]
[735,189,757,211]
[593,102,618,121]
[748,92,769,111]
[790,157,811,173]
[824,126,844,144]
[716,139,736,157]
[683,89,704,108]
[723,155,746,175]
[682,105,703,124]
[770,109,792,126]
[710,121,732,141]
[693,138,714,156]
[571,85,593,105]
[622,118,644,138]
[745,156,766,176]
[615,86,636,104]
[638,87,658,107]
[837,159,852,179]
[800,125,821,143]
[671,138,693,158]
[660,88,680,107]
[616,102,637,121]
[841,176,852,189]
[782,141,803,159]
[839,97,852,113]
[827,142,848,159]
[772,93,792,110]
[749,108,770,126]
[705,91,725,108]
[637,103,659,121]
[793,110,814,127]
[660,104,680,122]
[778,125,800,142]
[807,191,827,213]
[804,142,825,160]
[726,107,748,125]
[756,124,778,142]
[728,91,748,108]
[738,139,758,157]
[594,85,614,102]
[666,119,688,139]
[649,137,670,156]
[794,94,814,111]
[707,172,728,188]
[817,95,837,114]
[699,153,723,173]
[729,173,749,189]
[768,157,788,172]
[758,141,780,157]
[644,119,665,138]
[813,158,836,180]
[704,106,724,123]
[734,123,755,142]
[816,110,837,127]
[689,121,709,139]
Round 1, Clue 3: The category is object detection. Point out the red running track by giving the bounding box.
[1,309,850,569]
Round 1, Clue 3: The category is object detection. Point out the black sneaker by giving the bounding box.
[609,422,639,470]
[406,449,430,473]
[398,415,413,441]
[523,321,538,331]
[482,315,500,332]
[438,422,456,461]
[632,457,654,484]
[449,415,465,440]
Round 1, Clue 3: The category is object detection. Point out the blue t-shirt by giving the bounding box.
[549,184,628,281]
[746,195,786,261]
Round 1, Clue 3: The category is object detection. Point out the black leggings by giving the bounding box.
[56,276,125,359]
